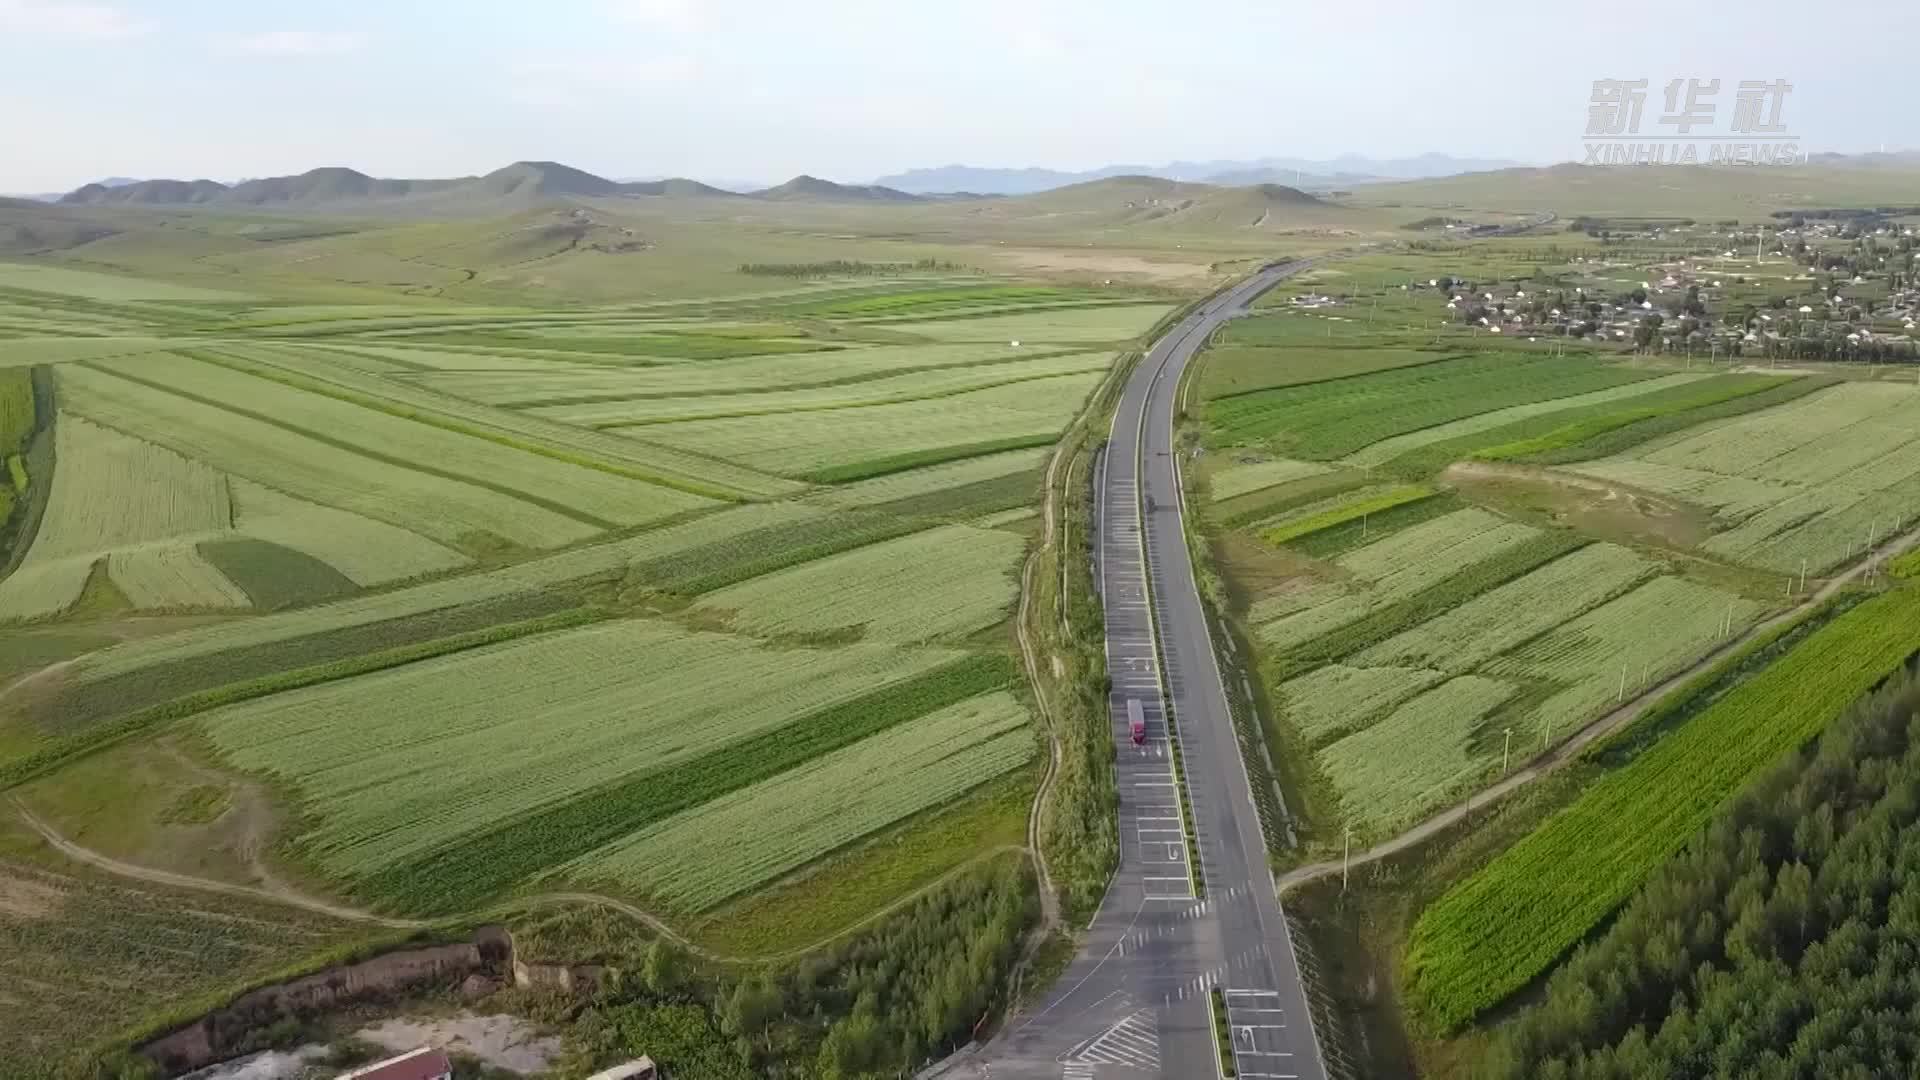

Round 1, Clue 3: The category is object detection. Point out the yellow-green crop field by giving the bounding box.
[0,255,1161,995]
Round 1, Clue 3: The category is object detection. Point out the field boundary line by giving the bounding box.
[11,798,426,930]
[14,791,1029,965]
[1277,521,1920,894]
[500,844,1037,964]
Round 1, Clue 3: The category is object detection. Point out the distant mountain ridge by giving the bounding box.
[51,162,911,209]
[871,154,1530,195]
[751,175,920,202]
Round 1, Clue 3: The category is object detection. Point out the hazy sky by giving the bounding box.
[4,0,1915,191]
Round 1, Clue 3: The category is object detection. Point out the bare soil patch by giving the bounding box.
[1444,460,1715,551]
[0,870,63,918]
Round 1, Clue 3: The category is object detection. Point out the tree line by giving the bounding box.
[1487,668,1920,1080]
[554,857,1038,1079]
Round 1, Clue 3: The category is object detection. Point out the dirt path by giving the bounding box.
[1276,523,1920,894]
[11,798,426,929]
[514,845,1031,966]
[153,740,303,901]
[13,794,1027,965]
[0,658,75,708]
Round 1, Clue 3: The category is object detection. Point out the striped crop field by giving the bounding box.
[1482,576,1762,741]
[894,304,1173,343]
[1339,372,1713,468]
[694,524,1023,643]
[561,689,1034,912]
[92,353,715,528]
[1207,353,1663,459]
[65,500,830,686]
[0,263,1097,1015]
[1259,485,1435,547]
[106,545,251,610]
[197,618,966,881]
[228,479,468,587]
[1279,664,1447,746]
[1406,585,1920,1030]
[532,350,1115,429]
[1207,456,1334,502]
[1318,675,1518,833]
[1565,382,1920,572]
[640,371,1105,480]
[1251,509,1540,651]
[809,447,1048,508]
[413,342,1064,406]
[213,343,804,499]
[1352,544,1656,672]
[0,261,254,301]
[0,415,239,619]
[59,363,603,550]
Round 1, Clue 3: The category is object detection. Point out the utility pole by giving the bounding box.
[1502,727,1513,772]
[1342,825,1353,893]
[1618,664,1628,702]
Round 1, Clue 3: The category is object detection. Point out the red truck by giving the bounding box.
[1128,698,1147,746]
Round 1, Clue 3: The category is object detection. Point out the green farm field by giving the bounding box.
[1189,237,1920,1080]
[0,188,1239,1072]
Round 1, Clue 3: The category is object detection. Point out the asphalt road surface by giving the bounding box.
[943,261,1326,1080]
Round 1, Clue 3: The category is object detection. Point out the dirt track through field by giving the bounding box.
[1276,522,1920,894]
[11,794,1027,963]
[11,797,425,929]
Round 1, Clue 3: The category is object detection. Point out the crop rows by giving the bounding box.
[1485,575,1759,740]
[106,544,250,610]
[1566,383,1920,572]
[813,447,1047,508]
[1259,485,1434,546]
[1279,664,1446,746]
[359,653,1019,912]
[200,618,962,878]
[1353,543,1655,672]
[1252,510,1540,651]
[638,372,1103,478]
[901,304,1172,343]
[0,415,234,620]
[695,524,1023,643]
[94,353,712,529]
[1207,353,1659,459]
[1318,675,1518,835]
[1207,456,1332,503]
[418,342,1053,406]
[69,500,823,684]
[1464,373,1802,465]
[1341,372,1711,468]
[563,689,1034,912]
[1405,585,1920,1031]
[212,344,800,499]
[536,351,1115,429]
[227,478,467,587]
[0,859,358,1069]
[60,363,603,549]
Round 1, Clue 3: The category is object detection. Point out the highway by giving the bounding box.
[946,261,1325,1080]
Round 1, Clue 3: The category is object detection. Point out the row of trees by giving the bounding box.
[1487,669,1920,1079]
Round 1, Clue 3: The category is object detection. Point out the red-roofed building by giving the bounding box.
[340,1046,454,1080]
